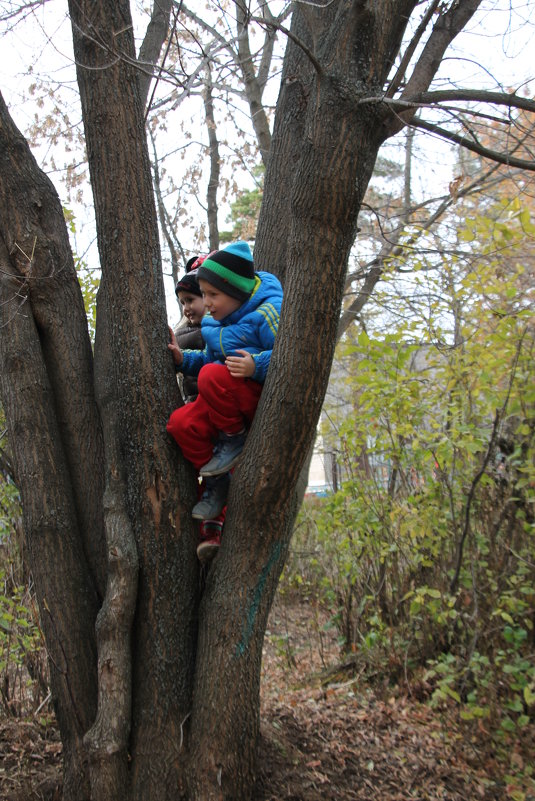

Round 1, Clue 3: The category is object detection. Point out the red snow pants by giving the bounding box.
[166,362,263,470]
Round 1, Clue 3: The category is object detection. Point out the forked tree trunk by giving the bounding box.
[0,1,487,800]
[185,3,419,797]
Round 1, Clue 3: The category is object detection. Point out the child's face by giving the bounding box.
[198,279,242,321]
[177,290,205,325]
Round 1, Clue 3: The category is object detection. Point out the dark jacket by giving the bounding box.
[175,321,204,402]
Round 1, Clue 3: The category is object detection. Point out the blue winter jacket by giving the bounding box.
[180,271,283,384]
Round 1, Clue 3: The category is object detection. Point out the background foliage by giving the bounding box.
[0,416,47,718]
[283,201,535,753]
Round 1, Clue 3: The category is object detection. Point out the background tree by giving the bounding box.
[0,2,535,801]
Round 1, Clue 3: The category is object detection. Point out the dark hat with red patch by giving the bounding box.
[175,253,209,297]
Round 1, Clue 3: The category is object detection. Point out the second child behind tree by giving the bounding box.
[174,254,207,403]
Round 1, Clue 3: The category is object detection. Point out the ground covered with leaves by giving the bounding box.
[1,594,533,800]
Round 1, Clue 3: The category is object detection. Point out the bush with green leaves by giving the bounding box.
[1,413,48,717]
[286,202,535,734]
[0,569,47,716]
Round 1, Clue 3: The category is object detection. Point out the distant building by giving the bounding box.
[305,431,345,496]
[305,435,332,496]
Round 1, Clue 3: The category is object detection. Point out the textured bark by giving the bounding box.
[0,91,102,800]
[236,0,272,165]
[67,1,198,798]
[0,94,107,597]
[84,292,139,801]
[137,0,173,109]
[254,8,316,284]
[83,472,138,801]
[186,3,419,798]
[204,64,221,251]
[0,2,517,800]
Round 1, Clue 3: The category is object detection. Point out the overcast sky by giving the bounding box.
[1,1,533,324]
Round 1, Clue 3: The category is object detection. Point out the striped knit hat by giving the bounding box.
[196,241,255,301]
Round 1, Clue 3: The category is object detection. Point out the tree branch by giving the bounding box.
[338,160,507,338]
[410,117,535,171]
[385,0,441,99]
[235,2,273,163]
[248,12,324,76]
[203,62,220,250]
[408,90,535,115]
[149,129,184,286]
[400,0,483,103]
[137,0,174,109]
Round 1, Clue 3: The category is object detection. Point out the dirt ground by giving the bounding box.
[1,594,533,800]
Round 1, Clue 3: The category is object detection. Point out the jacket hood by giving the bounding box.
[221,271,283,325]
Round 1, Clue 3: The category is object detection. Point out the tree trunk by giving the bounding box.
[67,1,198,798]
[0,91,103,800]
[204,64,221,251]
[0,2,503,800]
[137,0,173,109]
[236,1,272,166]
[185,3,419,798]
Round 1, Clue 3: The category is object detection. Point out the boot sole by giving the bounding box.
[197,542,221,561]
[199,453,242,477]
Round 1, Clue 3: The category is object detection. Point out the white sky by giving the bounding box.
[1,1,534,325]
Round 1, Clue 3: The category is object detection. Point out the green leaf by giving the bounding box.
[523,685,535,707]
[443,685,461,703]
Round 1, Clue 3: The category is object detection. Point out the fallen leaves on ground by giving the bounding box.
[1,593,533,800]
[0,717,61,800]
[256,594,532,801]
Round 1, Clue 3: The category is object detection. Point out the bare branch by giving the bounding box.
[385,0,441,99]
[247,12,324,76]
[203,62,220,251]
[407,90,535,116]
[235,0,272,164]
[378,0,484,138]
[338,159,510,338]
[257,1,291,90]
[410,117,535,171]
[401,0,483,99]
[137,0,174,108]
[0,0,47,25]
[149,129,184,285]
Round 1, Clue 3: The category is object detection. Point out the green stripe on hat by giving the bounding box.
[200,258,256,294]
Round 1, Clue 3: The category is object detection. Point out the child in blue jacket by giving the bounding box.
[167,241,283,558]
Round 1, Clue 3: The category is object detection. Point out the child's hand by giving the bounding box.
[168,325,183,366]
[226,349,255,378]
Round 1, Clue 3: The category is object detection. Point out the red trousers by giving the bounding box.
[167,363,263,470]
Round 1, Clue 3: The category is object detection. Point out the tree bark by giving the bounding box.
[67,1,198,797]
[235,0,272,166]
[1,2,526,800]
[186,3,419,797]
[0,91,102,800]
[204,64,221,251]
[137,0,174,109]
